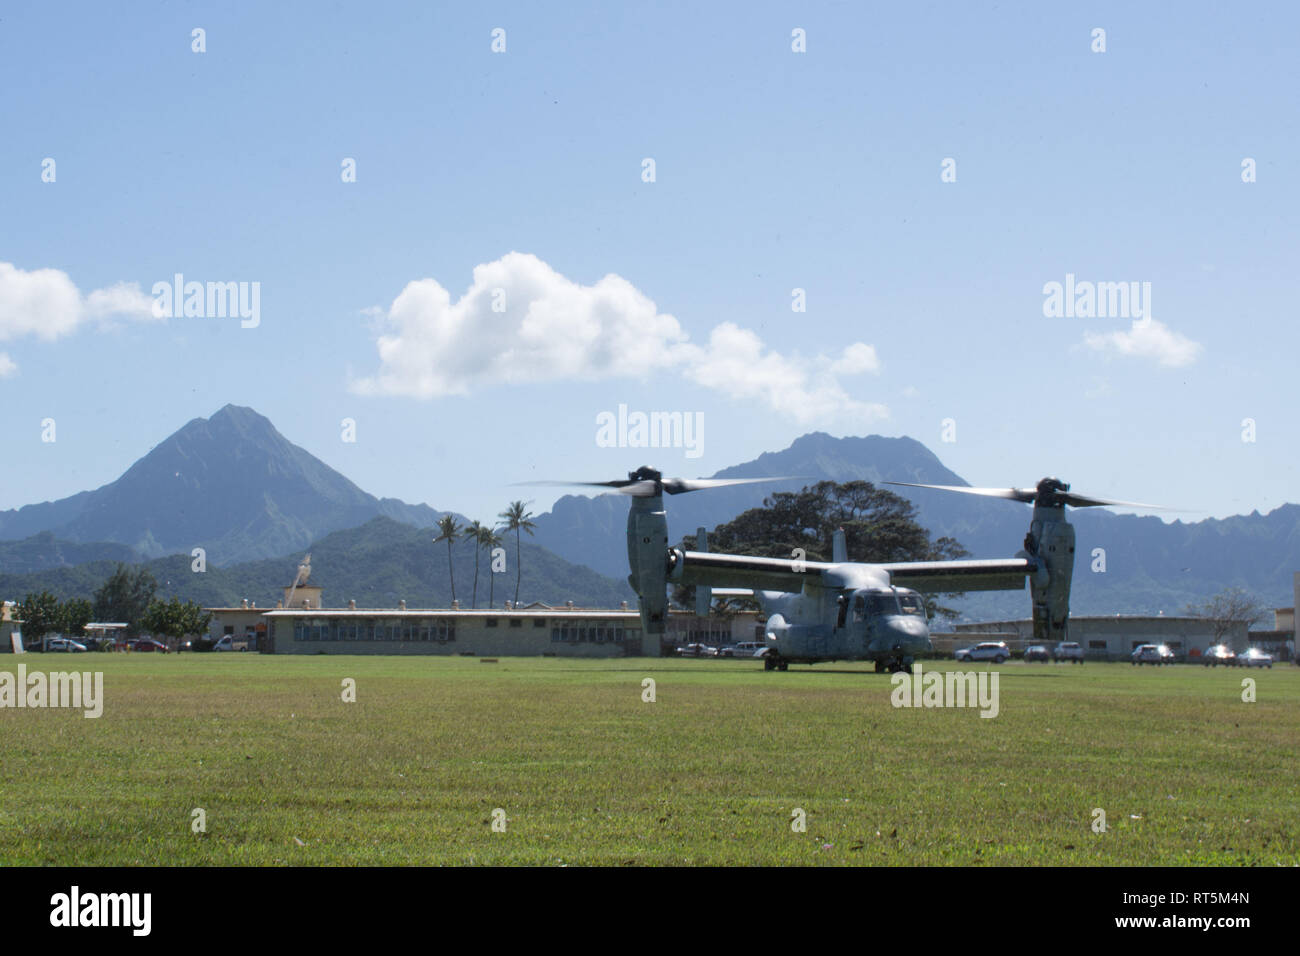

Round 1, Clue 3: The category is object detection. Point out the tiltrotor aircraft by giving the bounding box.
[547,467,1163,673]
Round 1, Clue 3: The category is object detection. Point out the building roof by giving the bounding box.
[262,607,641,619]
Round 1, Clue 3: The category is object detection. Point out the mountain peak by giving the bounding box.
[0,406,442,565]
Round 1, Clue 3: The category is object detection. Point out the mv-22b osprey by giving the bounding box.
[550,468,1163,673]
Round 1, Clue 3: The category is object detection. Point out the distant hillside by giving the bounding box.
[0,531,147,574]
[0,405,450,566]
[530,432,1300,619]
[0,517,634,610]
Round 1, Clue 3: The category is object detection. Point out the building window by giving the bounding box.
[486,618,498,628]
[1088,640,1106,650]
[533,618,546,628]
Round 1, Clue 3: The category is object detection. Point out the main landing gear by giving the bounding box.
[875,657,914,674]
[763,656,789,671]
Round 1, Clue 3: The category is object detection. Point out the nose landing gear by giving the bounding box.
[874,652,914,674]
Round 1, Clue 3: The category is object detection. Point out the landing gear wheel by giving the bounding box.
[778,662,789,671]
[764,657,776,671]
[874,660,886,674]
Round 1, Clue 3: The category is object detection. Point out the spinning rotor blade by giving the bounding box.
[521,474,805,498]
[1053,492,1174,510]
[521,479,660,496]
[887,480,1178,511]
[886,481,1036,503]
[661,476,801,495]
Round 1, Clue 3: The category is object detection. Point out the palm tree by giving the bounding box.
[480,526,505,608]
[433,516,461,606]
[499,500,537,607]
[464,520,485,608]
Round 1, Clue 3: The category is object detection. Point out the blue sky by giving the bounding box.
[1,1,1297,528]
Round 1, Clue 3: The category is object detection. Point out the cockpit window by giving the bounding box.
[865,593,898,616]
[897,594,925,616]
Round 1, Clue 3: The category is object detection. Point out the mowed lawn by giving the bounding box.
[0,654,1297,866]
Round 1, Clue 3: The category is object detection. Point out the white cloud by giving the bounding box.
[0,263,160,348]
[85,281,157,321]
[0,262,83,341]
[0,352,16,378]
[353,252,886,424]
[1082,318,1203,368]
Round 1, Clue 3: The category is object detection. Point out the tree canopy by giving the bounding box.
[92,564,157,635]
[139,597,212,640]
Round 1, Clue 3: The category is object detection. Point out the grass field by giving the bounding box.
[1,654,1297,866]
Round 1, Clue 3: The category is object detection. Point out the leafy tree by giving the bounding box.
[1184,587,1266,648]
[674,480,970,619]
[480,526,505,609]
[57,597,94,637]
[17,591,60,644]
[140,597,212,641]
[498,501,536,607]
[463,521,486,608]
[92,564,157,636]
[433,516,462,606]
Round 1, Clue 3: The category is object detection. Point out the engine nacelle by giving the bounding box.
[626,494,670,652]
[1026,504,1075,643]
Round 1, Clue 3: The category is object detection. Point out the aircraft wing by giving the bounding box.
[668,550,833,592]
[878,558,1038,593]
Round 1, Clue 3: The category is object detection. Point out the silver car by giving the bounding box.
[45,637,87,652]
[1131,644,1164,665]
[1239,648,1273,669]
[954,641,1009,664]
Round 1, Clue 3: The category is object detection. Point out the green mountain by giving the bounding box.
[0,516,633,610]
[0,405,449,566]
[0,531,147,574]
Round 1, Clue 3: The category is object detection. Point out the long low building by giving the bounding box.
[208,585,762,657]
[265,607,643,656]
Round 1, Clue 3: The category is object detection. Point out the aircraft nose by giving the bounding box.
[884,616,931,653]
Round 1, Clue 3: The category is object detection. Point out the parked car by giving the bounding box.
[213,635,242,652]
[1023,645,1051,662]
[45,637,87,653]
[954,641,1009,663]
[1131,644,1165,665]
[1239,648,1274,668]
[1158,644,1177,664]
[675,643,715,658]
[1053,641,1085,663]
[130,637,170,653]
[721,641,767,658]
[1202,644,1237,667]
